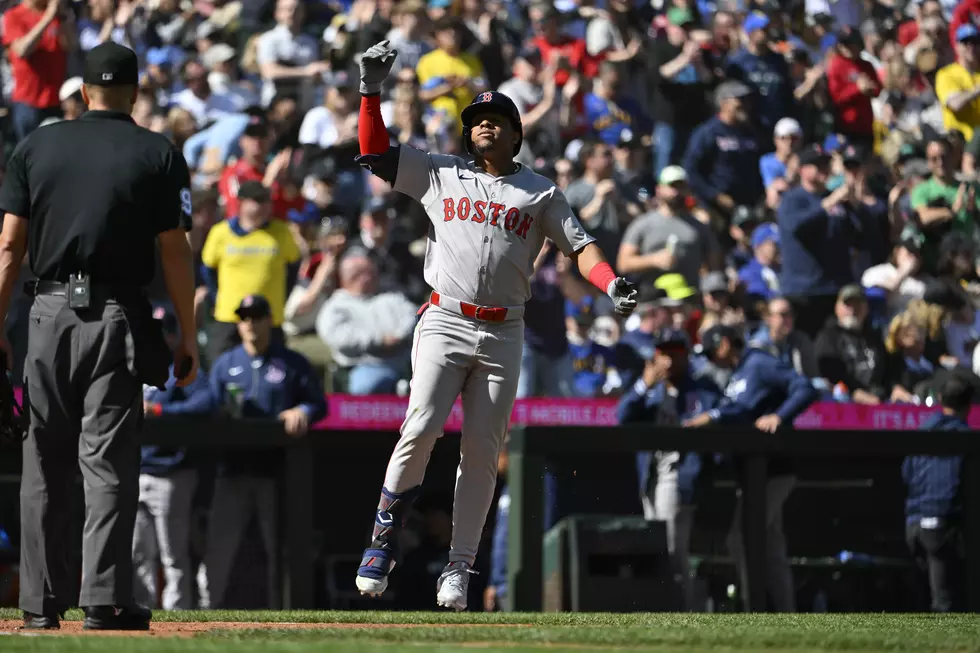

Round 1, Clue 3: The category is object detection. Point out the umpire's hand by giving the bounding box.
[174,334,199,387]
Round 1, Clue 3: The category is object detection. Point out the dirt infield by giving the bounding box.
[0,620,520,637]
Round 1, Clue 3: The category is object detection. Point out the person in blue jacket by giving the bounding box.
[202,294,327,609]
[777,145,866,339]
[725,12,796,134]
[903,375,973,613]
[684,325,818,612]
[617,328,723,610]
[134,306,214,611]
[682,81,764,215]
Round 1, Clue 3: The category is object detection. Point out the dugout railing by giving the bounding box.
[505,426,980,612]
[3,420,979,611]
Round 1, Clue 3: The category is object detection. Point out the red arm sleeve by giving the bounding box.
[358,95,390,156]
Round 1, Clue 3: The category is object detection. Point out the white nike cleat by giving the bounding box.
[356,549,396,598]
[356,573,389,597]
[436,561,477,611]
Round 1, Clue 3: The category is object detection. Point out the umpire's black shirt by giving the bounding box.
[0,111,192,284]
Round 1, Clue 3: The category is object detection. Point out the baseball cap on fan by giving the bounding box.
[798,145,831,167]
[655,327,691,351]
[751,223,780,249]
[700,271,729,294]
[666,6,696,27]
[659,165,688,185]
[83,42,139,86]
[714,81,752,105]
[956,24,980,43]
[202,43,236,70]
[59,77,83,102]
[242,115,270,138]
[236,294,272,320]
[743,12,770,34]
[773,117,802,139]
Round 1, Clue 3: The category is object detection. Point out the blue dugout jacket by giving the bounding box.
[903,413,968,524]
[618,373,723,505]
[141,364,213,475]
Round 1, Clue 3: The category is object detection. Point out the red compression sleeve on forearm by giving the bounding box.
[359,95,389,156]
[588,262,617,293]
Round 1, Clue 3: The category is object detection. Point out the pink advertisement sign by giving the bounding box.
[17,388,978,431]
[316,395,980,432]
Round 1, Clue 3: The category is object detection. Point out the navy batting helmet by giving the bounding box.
[461,91,523,156]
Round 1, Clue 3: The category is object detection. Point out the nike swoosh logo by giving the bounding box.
[229,366,243,376]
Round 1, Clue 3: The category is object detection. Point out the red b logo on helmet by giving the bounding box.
[479,92,493,103]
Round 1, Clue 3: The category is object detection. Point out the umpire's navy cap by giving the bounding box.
[83,42,140,87]
[236,294,272,319]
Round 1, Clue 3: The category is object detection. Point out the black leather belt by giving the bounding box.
[25,280,143,300]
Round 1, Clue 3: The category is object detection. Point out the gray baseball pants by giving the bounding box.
[20,293,143,614]
[641,450,696,611]
[132,469,198,610]
[382,304,523,565]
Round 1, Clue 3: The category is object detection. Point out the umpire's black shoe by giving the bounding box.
[21,611,60,630]
[83,605,152,631]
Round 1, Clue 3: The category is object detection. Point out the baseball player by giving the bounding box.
[352,40,638,611]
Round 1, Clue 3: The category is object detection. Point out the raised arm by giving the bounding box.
[355,40,402,185]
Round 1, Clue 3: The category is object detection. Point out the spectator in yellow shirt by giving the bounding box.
[936,24,980,142]
[201,181,301,363]
[416,16,487,131]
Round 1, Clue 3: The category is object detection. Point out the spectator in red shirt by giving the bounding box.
[2,0,74,141]
[826,26,881,146]
[217,117,303,220]
[529,5,599,88]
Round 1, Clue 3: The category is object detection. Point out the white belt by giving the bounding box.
[429,291,524,322]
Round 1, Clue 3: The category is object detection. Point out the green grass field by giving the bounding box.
[0,610,978,653]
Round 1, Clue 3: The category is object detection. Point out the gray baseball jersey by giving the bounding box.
[392,144,595,306]
[358,142,598,599]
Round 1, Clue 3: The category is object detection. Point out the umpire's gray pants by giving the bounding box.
[20,294,143,614]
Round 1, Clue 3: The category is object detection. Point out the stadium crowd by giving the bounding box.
[2,0,980,614]
[5,0,980,402]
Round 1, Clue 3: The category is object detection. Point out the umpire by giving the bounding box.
[0,43,199,631]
